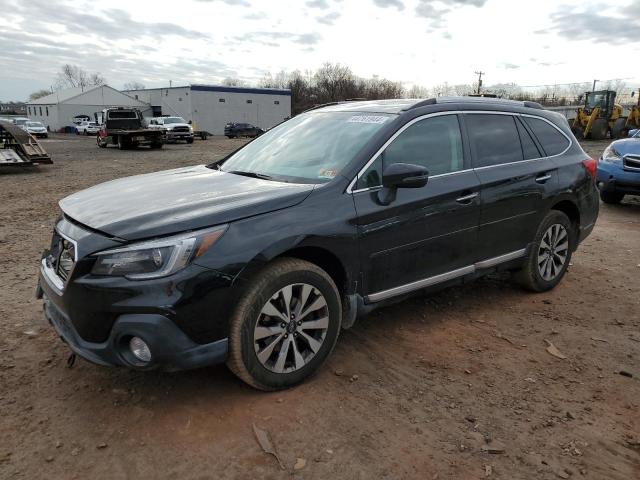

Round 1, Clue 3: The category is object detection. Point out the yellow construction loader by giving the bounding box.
[569,90,625,140]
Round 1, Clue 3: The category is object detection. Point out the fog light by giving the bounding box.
[129,337,151,363]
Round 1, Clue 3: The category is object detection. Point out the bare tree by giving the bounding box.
[123,81,146,91]
[55,64,105,90]
[29,89,52,101]
[221,77,248,87]
[407,84,430,98]
[259,71,289,89]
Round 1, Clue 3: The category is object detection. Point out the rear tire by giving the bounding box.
[227,258,341,391]
[150,142,163,149]
[515,211,574,292]
[117,135,126,150]
[611,118,626,139]
[186,138,194,144]
[600,191,624,204]
[589,118,608,140]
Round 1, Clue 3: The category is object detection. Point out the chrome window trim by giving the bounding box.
[365,248,526,303]
[346,110,573,194]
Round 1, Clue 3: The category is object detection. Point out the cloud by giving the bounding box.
[536,3,640,45]
[372,0,404,10]
[415,0,487,33]
[195,0,251,5]
[306,0,330,8]
[317,11,341,25]
[501,63,520,69]
[235,31,322,46]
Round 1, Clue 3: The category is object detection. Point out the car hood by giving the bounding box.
[609,138,640,157]
[59,165,315,241]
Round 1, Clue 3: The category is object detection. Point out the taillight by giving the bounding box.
[581,158,597,180]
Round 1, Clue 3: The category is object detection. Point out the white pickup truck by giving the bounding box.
[146,116,194,143]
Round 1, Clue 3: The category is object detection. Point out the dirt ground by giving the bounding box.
[0,135,638,480]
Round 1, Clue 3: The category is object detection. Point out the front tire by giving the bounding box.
[515,211,574,292]
[227,258,341,391]
[600,191,624,204]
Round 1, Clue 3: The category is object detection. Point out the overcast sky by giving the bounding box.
[1,0,638,101]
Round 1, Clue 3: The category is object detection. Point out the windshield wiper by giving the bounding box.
[227,170,273,180]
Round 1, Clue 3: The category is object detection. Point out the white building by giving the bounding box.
[123,84,291,135]
[26,85,151,131]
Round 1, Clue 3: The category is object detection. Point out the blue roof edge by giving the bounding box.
[190,84,291,96]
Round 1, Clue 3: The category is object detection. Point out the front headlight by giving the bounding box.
[91,225,227,279]
[600,145,621,163]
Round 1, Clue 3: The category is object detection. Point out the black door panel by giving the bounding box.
[354,171,480,295]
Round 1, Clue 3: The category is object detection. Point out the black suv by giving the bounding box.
[38,98,599,390]
[224,122,264,138]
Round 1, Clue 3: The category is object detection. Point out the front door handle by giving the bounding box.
[456,192,479,204]
[536,173,552,183]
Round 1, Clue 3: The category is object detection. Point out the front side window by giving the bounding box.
[355,114,463,190]
[220,112,393,184]
[466,114,523,167]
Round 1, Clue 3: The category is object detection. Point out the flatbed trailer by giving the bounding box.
[96,108,165,150]
[0,120,52,167]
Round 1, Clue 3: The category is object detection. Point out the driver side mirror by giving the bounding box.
[382,163,429,189]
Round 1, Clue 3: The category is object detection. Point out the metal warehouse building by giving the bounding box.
[123,84,291,135]
[26,85,151,131]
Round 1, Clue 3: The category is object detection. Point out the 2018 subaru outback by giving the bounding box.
[37,97,599,390]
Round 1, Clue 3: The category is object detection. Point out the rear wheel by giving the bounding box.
[227,258,341,391]
[515,211,574,292]
[117,135,126,150]
[150,142,163,149]
[611,118,627,139]
[600,191,624,204]
[186,138,194,144]
[589,118,608,140]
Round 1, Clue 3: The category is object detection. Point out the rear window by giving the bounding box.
[523,117,570,156]
[466,114,523,167]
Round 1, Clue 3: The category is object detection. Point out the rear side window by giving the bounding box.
[466,114,523,167]
[516,118,541,160]
[523,117,570,156]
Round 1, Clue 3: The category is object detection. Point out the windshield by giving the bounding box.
[586,93,608,109]
[164,117,186,124]
[220,112,394,183]
[27,122,43,127]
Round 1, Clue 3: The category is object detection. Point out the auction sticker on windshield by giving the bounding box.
[347,115,389,124]
[319,168,337,179]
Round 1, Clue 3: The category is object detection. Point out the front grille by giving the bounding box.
[171,126,190,133]
[623,155,640,171]
[47,232,76,283]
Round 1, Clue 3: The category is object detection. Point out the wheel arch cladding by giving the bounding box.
[276,246,347,296]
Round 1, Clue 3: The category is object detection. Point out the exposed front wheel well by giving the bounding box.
[277,247,347,297]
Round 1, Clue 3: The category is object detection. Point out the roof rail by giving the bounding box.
[402,98,437,111]
[301,102,342,113]
[522,101,544,109]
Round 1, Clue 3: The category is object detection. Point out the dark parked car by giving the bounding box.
[224,122,264,138]
[37,98,599,390]
[596,128,640,203]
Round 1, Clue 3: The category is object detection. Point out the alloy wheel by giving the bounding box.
[253,283,329,374]
[537,224,569,281]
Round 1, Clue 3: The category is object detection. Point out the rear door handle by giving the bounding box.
[536,173,552,183]
[456,192,479,204]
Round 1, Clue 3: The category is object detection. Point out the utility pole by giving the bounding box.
[475,71,485,95]
[592,79,598,92]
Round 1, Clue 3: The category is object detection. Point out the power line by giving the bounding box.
[518,77,637,89]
